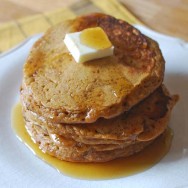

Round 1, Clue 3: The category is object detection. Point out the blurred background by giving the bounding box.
[0,0,188,52]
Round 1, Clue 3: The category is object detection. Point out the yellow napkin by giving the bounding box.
[0,0,143,52]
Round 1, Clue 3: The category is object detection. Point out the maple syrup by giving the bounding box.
[11,103,173,180]
[80,27,112,49]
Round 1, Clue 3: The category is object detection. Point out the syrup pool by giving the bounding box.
[11,103,173,180]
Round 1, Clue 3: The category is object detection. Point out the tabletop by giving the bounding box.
[0,0,188,41]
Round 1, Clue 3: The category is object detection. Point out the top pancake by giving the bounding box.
[22,13,165,123]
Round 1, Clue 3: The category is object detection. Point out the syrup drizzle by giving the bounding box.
[11,103,173,180]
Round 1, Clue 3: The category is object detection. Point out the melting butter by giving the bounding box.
[80,27,112,49]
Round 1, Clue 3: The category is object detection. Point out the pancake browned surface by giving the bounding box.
[21,13,165,124]
[23,86,178,162]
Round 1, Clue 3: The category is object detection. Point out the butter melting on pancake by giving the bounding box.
[21,13,165,124]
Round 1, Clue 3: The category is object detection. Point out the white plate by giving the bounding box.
[0,26,188,188]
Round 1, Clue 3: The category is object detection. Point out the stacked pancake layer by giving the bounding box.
[22,86,177,162]
[20,13,178,162]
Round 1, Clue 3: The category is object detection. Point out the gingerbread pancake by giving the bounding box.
[22,86,178,162]
[21,13,165,124]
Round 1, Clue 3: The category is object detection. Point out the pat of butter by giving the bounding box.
[64,27,114,63]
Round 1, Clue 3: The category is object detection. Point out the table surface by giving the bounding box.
[0,0,188,41]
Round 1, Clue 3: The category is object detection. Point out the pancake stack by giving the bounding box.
[20,13,178,162]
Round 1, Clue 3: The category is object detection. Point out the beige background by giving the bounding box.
[0,0,188,41]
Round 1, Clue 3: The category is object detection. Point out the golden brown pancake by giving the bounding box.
[22,86,178,162]
[25,121,153,162]
[21,13,165,124]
